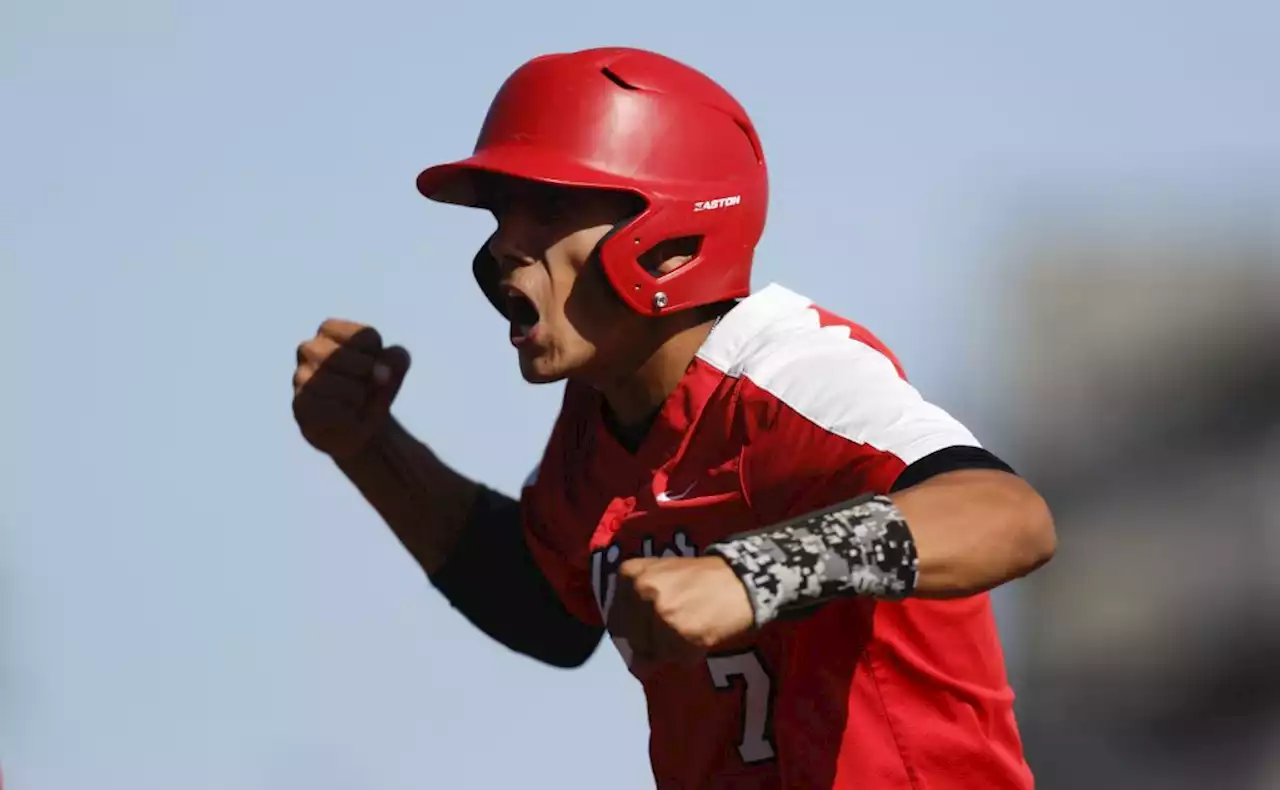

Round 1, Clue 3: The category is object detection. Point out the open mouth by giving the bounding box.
[504,286,542,345]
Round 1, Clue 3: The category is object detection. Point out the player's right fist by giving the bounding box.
[292,319,411,460]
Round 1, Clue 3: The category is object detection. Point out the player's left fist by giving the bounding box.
[607,556,755,672]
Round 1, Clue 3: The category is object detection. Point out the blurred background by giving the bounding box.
[3,1,1278,788]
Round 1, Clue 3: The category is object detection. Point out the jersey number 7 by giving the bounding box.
[706,649,777,764]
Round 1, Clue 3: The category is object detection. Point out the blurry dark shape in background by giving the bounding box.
[993,207,1280,790]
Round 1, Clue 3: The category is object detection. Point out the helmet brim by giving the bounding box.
[416,144,638,207]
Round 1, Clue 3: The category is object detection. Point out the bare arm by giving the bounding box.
[894,468,1056,598]
[699,340,1058,623]
[335,416,480,577]
[292,319,600,666]
[608,462,1057,667]
[335,417,602,667]
[704,450,1058,630]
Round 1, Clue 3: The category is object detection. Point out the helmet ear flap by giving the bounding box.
[472,236,508,318]
[585,213,669,309]
[585,213,641,270]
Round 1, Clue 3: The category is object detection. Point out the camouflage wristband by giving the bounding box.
[705,494,919,628]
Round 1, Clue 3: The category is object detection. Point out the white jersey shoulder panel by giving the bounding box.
[698,283,981,465]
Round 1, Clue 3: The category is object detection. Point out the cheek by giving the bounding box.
[565,265,629,338]
[542,225,632,347]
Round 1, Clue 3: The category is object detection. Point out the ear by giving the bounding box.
[638,236,703,276]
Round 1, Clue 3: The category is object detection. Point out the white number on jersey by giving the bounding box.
[706,649,777,764]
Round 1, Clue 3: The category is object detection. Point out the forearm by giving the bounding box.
[893,470,1056,598]
[335,419,600,666]
[708,469,1056,626]
[335,416,479,576]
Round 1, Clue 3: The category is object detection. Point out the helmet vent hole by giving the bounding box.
[601,68,640,90]
[735,119,765,165]
[638,236,703,276]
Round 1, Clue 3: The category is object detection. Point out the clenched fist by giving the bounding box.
[607,556,756,676]
[292,319,411,459]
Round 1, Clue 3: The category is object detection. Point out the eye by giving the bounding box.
[530,192,571,226]
[483,182,585,229]
[477,181,512,218]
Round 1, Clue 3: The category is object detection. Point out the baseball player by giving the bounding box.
[292,46,1056,789]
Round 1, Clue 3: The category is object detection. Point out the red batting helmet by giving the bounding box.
[416,47,768,317]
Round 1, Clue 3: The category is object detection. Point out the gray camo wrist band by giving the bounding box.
[705,493,920,628]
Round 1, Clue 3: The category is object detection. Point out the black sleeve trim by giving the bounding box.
[429,486,603,668]
[891,446,1017,492]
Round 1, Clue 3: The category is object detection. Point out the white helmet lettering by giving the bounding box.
[693,195,742,212]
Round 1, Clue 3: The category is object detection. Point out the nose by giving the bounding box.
[487,207,542,277]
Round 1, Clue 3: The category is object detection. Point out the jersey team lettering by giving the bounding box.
[591,529,698,623]
[591,530,780,765]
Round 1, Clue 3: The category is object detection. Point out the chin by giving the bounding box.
[517,355,567,385]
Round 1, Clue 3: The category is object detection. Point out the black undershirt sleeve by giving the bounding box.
[890,445,1017,492]
[429,486,604,669]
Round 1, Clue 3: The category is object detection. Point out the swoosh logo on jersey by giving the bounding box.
[654,481,742,508]
[655,481,698,503]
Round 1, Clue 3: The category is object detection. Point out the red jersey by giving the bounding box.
[520,283,1033,789]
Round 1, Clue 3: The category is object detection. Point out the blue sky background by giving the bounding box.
[3,1,1277,788]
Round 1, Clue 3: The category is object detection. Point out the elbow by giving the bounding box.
[544,650,593,670]
[536,652,587,669]
[1010,487,1057,578]
[532,626,605,670]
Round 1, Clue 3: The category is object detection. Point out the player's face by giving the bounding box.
[484,178,650,384]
